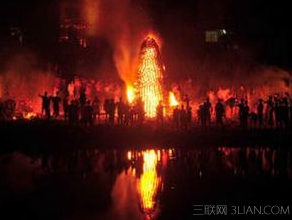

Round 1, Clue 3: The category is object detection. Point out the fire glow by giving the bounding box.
[23,112,37,120]
[126,85,135,104]
[169,92,179,107]
[138,150,160,214]
[137,36,163,118]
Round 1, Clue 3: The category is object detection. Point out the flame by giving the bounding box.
[157,150,161,161]
[138,150,160,214]
[127,151,132,160]
[127,85,135,104]
[23,112,37,120]
[137,36,163,118]
[217,87,232,101]
[169,92,178,106]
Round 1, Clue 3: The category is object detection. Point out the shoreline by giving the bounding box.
[1,119,292,153]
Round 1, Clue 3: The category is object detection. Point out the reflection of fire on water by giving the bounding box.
[112,149,175,219]
[138,150,161,215]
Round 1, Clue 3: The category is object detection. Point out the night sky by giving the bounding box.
[1,0,292,69]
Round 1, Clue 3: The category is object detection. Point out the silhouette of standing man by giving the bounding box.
[39,92,51,118]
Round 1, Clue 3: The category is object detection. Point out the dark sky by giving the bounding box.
[1,0,292,68]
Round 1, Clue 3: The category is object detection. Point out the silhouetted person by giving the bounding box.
[117,97,125,125]
[124,102,131,125]
[136,98,145,125]
[257,99,264,128]
[104,99,110,123]
[274,96,281,128]
[242,100,250,129]
[184,94,190,109]
[173,106,179,129]
[238,99,245,128]
[39,92,50,118]
[84,100,94,126]
[124,105,134,126]
[281,97,289,128]
[129,106,135,125]
[109,99,116,126]
[250,112,258,129]
[180,105,187,129]
[156,101,164,126]
[80,88,87,107]
[68,100,79,125]
[198,104,206,128]
[186,106,192,128]
[63,93,69,121]
[205,98,212,126]
[266,96,274,127]
[92,96,100,123]
[215,99,225,128]
[52,91,61,118]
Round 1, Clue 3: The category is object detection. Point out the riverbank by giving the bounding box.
[0,119,291,153]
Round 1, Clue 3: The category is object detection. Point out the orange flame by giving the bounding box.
[127,150,132,160]
[169,92,178,106]
[126,85,135,104]
[137,36,163,118]
[138,150,160,214]
[23,112,37,120]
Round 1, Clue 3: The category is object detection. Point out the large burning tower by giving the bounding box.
[137,36,164,118]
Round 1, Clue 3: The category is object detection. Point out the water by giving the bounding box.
[0,146,291,219]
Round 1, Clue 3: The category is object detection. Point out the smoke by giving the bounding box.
[82,0,151,86]
[170,63,291,115]
[104,168,143,220]
[0,52,57,113]
[1,0,291,116]
[82,0,101,36]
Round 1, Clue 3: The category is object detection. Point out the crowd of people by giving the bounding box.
[38,89,147,126]
[195,94,292,130]
[169,93,292,130]
[1,89,292,130]
[39,90,95,126]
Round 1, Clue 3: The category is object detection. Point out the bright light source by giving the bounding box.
[137,36,164,118]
